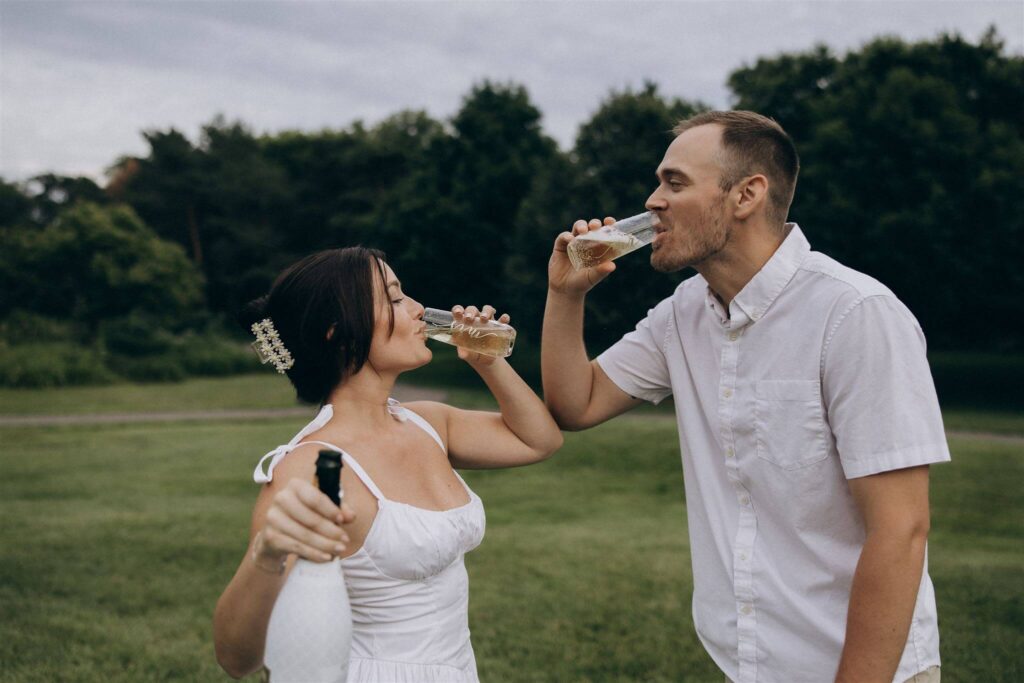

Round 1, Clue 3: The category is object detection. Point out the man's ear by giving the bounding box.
[734,175,768,220]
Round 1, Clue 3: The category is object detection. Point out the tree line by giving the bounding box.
[1,29,1021,387]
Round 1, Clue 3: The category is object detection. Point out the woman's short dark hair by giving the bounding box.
[240,246,392,405]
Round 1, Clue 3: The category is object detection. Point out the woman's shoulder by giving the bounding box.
[401,400,450,438]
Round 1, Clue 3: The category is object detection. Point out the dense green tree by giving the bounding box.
[117,129,208,265]
[730,28,1024,350]
[0,178,32,228]
[0,202,204,336]
[402,81,558,310]
[511,84,705,349]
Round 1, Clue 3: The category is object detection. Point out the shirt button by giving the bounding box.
[740,604,753,615]
[723,389,733,398]
[738,552,747,561]
[726,448,735,458]
[728,332,739,341]
[739,495,750,506]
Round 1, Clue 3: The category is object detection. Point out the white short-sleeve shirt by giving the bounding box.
[597,224,950,683]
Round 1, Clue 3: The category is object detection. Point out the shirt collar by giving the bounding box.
[706,223,810,327]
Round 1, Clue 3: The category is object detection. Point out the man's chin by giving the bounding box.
[650,251,689,273]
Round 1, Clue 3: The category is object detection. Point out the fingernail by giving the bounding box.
[334,545,345,554]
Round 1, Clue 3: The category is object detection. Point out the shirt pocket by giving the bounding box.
[754,379,828,470]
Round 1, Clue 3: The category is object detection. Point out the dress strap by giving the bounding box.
[338,451,386,501]
[397,404,446,454]
[293,439,387,501]
[253,404,335,484]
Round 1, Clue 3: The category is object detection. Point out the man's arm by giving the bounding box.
[835,465,931,683]
[542,219,642,431]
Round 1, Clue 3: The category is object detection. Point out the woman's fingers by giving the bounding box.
[266,506,347,558]
[262,525,334,563]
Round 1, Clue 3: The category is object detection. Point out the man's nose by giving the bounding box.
[645,187,665,211]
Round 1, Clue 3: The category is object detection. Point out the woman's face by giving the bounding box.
[366,262,431,374]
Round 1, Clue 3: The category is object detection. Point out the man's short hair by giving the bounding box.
[674,111,799,225]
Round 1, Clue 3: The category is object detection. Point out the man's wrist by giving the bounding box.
[546,287,587,306]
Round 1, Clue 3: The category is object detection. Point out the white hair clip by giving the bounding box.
[251,318,294,373]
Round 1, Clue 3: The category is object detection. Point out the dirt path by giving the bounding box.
[0,384,447,427]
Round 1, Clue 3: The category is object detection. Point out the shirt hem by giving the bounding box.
[842,442,951,479]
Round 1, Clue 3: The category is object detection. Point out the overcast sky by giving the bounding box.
[1,0,1021,182]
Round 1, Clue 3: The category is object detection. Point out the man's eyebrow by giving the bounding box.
[658,167,691,182]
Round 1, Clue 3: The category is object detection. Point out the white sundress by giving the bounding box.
[254,402,486,682]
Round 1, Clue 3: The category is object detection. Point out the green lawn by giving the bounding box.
[0,379,1021,681]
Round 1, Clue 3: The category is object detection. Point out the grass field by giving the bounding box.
[1,376,1022,681]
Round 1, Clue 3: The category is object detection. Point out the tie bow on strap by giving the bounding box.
[253,404,335,483]
[252,399,408,484]
[387,398,408,422]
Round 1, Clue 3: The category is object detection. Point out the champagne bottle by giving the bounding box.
[263,450,352,682]
[423,308,517,358]
[566,211,657,270]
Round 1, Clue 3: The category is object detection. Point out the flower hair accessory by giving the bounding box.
[251,318,294,373]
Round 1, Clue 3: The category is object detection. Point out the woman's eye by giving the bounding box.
[391,298,404,305]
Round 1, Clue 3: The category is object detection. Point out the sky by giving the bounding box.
[1,0,1021,182]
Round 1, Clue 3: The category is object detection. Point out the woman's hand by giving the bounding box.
[254,478,355,566]
[451,304,511,366]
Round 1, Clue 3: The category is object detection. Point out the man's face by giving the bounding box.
[645,124,732,273]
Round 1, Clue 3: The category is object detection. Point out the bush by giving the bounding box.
[0,311,78,344]
[101,314,177,357]
[106,353,187,383]
[930,352,1024,410]
[176,334,260,376]
[0,342,116,388]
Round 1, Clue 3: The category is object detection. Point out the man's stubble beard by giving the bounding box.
[651,194,730,274]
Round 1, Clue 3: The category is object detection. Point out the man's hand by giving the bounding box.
[548,217,618,297]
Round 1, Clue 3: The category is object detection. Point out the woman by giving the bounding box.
[213,247,563,681]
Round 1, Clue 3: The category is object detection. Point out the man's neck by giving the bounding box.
[698,222,790,311]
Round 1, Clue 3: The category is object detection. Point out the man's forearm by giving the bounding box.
[541,289,595,428]
[835,529,928,683]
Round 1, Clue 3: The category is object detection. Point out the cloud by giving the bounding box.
[1,0,1020,181]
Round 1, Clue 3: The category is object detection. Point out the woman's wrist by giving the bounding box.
[251,530,287,575]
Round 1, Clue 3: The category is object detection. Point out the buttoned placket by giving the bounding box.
[714,296,758,683]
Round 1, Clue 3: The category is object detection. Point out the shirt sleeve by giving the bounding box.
[822,294,951,479]
[595,301,674,405]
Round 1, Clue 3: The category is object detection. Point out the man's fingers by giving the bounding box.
[603,216,616,226]
[587,260,617,286]
[554,231,574,252]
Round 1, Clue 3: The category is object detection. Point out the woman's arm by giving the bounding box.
[213,446,353,678]
[411,306,563,469]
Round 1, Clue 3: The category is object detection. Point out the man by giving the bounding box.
[541,110,949,683]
